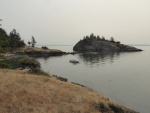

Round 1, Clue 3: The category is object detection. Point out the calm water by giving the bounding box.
[38,45,150,113]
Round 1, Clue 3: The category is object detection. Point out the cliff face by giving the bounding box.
[73,38,142,52]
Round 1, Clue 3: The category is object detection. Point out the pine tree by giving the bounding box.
[110,37,115,42]
[28,41,31,46]
[101,36,105,41]
[9,29,25,47]
[31,36,36,47]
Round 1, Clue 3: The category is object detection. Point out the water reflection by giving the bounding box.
[78,52,120,65]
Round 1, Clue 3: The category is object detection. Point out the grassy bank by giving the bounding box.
[0,69,138,113]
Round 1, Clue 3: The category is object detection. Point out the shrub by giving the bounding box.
[110,37,115,42]
[96,102,109,112]
[19,56,40,71]
[0,59,9,68]
[108,103,124,113]
[42,46,49,50]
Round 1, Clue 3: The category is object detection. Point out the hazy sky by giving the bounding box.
[0,0,150,45]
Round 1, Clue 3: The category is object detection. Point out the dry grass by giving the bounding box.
[17,46,62,53]
[0,69,138,113]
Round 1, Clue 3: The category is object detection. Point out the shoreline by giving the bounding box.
[0,69,139,113]
[0,46,139,112]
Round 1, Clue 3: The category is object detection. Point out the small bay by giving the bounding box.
[37,45,150,113]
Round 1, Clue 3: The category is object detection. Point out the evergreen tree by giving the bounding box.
[110,37,115,42]
[85,36,90,39]
[31,36,36,47]
[90,33,96,39]
[0,28,25,52]
[97,35,101,40]
[101,36,105,41]
[9,29,25,48]
[0,28,9,49]
[90,33,94,38]
[28,41,31,46]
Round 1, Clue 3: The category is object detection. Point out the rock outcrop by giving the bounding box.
[73,37,142,52]
[16,46,66,57]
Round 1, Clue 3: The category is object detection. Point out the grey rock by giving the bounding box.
[73,39,142,53]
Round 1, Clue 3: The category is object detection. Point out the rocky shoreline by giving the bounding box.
[14,46,76,57]
[16,51,66,57]
[0,46,77,70]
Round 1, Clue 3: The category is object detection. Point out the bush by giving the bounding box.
[96,102,109,112]
[19,56,40,70]
[0,59,9,68]
[108,104,124,113]
[42,46,49,50]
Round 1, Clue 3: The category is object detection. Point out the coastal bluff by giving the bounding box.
[73,35,142,52]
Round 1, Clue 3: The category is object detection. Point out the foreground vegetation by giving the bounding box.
[0,69,138,113]
[0,55,38,69]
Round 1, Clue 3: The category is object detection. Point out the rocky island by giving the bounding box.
[73,34,142,52]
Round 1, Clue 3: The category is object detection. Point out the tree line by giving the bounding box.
[81,33,120,44]
[82,33,114,42]
[0,28,26,52]
[0,19,37,52]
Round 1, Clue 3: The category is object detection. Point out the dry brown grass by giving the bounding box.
[0,69,138,113]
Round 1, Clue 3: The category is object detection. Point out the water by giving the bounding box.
[37,45,150,113]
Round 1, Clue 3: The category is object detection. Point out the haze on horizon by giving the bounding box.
[0,0,150,45]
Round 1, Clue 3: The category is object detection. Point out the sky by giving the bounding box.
[0,0,150,45]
